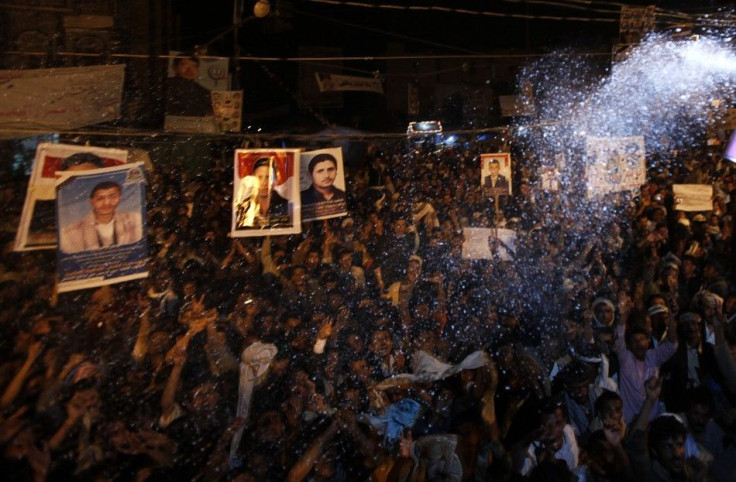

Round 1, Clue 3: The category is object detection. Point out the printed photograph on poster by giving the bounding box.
[585,136,645,199]
[299,148,348,222]
[164,52,226,133]
[480,153,512,196]
[14,143,129,251]
[540,165,561,192]
[211,90,243,132]
[56,163,148,293]
[232,149,301,237]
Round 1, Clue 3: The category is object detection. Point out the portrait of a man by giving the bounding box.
[483,158,510,196]
[300,153,346,205]
[165,54,214,118]
[59,181,143,253]
[236,156,290,228]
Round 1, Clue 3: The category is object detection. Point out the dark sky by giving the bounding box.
[175,1,634,57]
[175,1,735,58]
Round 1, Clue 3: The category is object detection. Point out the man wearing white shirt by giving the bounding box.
[60,181,142,253]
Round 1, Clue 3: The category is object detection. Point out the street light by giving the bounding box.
[232,1,271,90]
[253,0,271,18]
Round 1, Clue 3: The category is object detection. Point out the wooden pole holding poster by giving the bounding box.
[494,194,501,225]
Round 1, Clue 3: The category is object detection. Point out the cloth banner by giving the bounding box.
[315,72,384,94]
[56,163,148,292]
[461,228,516,262]
[0,65,124,134]
[15,143,129,251]
[585,136,645,198]
[376,350,491,388]
[673,184,713,212]
[231,149,301,237]
[299,148,348,222]
[229,342,278,464]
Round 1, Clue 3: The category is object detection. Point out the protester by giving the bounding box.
[0,136,735,482]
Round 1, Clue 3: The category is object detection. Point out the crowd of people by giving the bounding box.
[0,138,735,481]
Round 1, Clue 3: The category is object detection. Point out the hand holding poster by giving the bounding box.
[56,163,148,292]
[673,184,713,212]
[299,148,348,222]
[232,149,301,237]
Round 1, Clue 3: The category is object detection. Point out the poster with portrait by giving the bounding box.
[540,165,561,192]
[15,143,129,251]
[299,148,348,222]
[480,153,512,196]
[585,136,645,199]
[56,163,148,293]
[164,52,228,133]
[231,148,301,238]
[461,228,516,262]
[211,90,243,132]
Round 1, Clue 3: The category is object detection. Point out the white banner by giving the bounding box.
[585,136,645,198]
[461,228,516,262]
[673,184,713,212]
[315,72,384,94]
[0,65,124,133]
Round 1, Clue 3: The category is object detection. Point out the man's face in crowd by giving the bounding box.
[175,58,199,80]
[254,165,271,197]
[627,333,650,361]
[598,398,623,423]
[594,303,615,326]
[687,403,710,434]
[311,160,337,190]
[652,435,686,475]
[539,408,566,450]
[370,329,393,357]
[90,186,121,221]
[393,219,407,235]
[565,381,589,406]
[300,249,317,270]
[684,321,702,348]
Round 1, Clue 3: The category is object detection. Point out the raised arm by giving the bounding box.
[1,340,43,410]
[286,419,339,482]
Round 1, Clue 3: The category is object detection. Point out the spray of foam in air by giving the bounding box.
[572,34,736,145]
[521,34,736,147]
